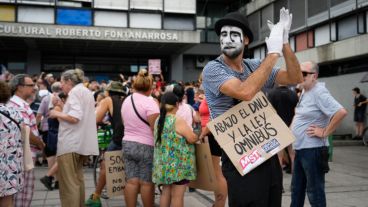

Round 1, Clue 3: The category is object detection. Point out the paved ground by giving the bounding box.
[31,145,368,207]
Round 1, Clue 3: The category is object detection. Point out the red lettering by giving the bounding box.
[239,150,262,170]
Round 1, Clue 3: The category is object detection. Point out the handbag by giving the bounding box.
[21,125,34,171]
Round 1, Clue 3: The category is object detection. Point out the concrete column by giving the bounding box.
[170,54,183,81]
[27,50,41,75]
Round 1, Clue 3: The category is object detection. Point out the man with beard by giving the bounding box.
[202,8,303,207]
[8,74,45,206]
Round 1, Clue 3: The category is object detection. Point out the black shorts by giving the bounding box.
[354,111,365,122]
[208,133,222,156]
[222,155,282,207]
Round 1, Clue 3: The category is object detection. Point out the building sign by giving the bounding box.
[207,92,295,176]
[0,22,200,43]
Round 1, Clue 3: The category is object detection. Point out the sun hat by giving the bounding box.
[106,81,129,96]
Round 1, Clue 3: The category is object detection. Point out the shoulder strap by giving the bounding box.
[0,110,21,130]
[243,59,254,73]
[130,95,150,126]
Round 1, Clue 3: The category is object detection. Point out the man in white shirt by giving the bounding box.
[49,69,98,207]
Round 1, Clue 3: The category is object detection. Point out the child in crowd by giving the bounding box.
[152,92,198,207]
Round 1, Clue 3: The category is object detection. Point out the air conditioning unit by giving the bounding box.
[196,56,209,68]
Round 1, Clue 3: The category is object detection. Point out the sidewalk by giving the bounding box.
[32,146,368,206]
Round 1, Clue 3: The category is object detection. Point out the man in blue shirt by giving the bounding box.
[291,61,347,207]
[202,8,303,207]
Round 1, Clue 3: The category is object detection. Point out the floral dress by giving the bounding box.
[152,114,196,185]
[0,104,23,197]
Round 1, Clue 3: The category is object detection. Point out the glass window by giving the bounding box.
[295,32,307,52]
[308,0,327,17]
[57,1,82,7]
[207,30,219,43]
[206,4,226,29]
[253,47,261,60]
[57,8,92,26]
[259,46,266,60]
[200,30,206,42]
[307,30,314,48]
[94,11,127,27]
[248,11,260,42]
[164,0,195,14]
[130,0,162,11]
[196,16,206,29]
[94,0,128,10]
[358,13,365,34]
[289,36,295,51]
[315,24,330,46]
[273,0,287,22]
[0,0,15,2]
[367,11,368,32]
[129,13,161,29]
[18,6,54,24]
[8,62,26,73]
[261,4,273,28]
[164,15,194,30]
[253,46,266,60]
[330,22,337,41]
[290,0,306,30]
[338,15,358,40]
[17,0,54,5]
[0,5,15,22]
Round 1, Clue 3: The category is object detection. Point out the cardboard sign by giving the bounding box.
[207,92,295,176]
[148,59,161,74]
[105,151,126,197]
[189,142,217,191]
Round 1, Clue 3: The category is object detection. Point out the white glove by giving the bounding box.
[279,7,292,44]
[265,22,283,56]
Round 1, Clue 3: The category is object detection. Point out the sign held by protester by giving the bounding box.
[189,142,217,191]
[148,59,161,74]
[105,151,126,197]
[207,92,295,176]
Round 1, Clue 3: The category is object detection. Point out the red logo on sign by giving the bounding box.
[239,150,262,170]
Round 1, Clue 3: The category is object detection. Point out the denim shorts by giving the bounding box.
[106,141,122,151]
[122,141,154,182]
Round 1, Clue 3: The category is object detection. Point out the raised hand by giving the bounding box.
[265,22,283,56]
[279,7,292,44]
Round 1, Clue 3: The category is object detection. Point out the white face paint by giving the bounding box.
[220,26,244,59]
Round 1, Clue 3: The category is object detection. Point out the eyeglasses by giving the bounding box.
[22,84,36,87]
[302,71,315,77]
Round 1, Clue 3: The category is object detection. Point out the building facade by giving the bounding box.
[0,0,201,81]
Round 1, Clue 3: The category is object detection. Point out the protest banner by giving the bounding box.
[189,141,217,191]
[105,151,126,197]
[148,59,161,74]
[207,92,295,176]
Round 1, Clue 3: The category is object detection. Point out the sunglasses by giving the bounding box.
[302,71,315,77]
[22,83,36,87]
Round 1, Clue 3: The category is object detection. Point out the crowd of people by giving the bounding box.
[0,7,366,207]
